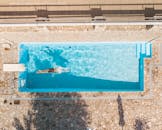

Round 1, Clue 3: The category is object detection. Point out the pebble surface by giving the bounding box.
[0,25,162,130]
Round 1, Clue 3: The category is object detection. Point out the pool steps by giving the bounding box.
[136,44,140,59]
[136,43,151,59]
[141,43,146,54]
[146,43,151,56]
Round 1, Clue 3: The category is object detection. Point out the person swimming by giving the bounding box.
[36,67,70,74]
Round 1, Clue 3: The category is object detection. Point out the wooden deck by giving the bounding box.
[0,1,161,23]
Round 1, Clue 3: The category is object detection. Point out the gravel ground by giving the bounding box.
[0,25,162,130]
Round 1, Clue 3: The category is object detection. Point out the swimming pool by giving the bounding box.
[19,42,152,92]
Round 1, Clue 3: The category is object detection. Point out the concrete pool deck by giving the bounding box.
[0,25,162,129]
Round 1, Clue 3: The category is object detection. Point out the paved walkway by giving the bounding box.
[1,0,162,5]
[0,25,162,130]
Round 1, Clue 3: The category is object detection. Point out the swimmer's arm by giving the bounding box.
[36,69,49,74]
[63,68,70,72]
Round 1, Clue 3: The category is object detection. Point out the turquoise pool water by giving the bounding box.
[19,42,152,92]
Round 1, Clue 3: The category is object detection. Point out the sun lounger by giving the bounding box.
[3,64,26,72]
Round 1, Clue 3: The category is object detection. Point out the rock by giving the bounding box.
[14,100,20,105]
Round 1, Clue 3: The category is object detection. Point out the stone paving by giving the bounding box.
[0,25,162,130]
